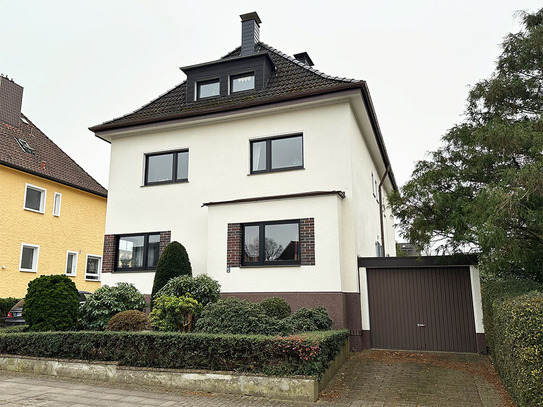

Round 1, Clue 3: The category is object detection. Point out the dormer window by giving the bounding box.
[197,79,220,99]
[231,73,255,93]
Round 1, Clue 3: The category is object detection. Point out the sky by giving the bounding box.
[1,0,539,189]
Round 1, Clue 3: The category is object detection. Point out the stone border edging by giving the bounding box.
[0,340,349,402]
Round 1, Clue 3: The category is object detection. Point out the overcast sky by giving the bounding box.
[1,1,539,189]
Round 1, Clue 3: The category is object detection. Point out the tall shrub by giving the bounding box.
[79,283,146,331]
[23,275,79,332]
[151,241,192,303]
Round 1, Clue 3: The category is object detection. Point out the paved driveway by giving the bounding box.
[0,350,514,406]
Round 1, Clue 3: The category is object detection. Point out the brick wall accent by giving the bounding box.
[102,231,171,273]
[300,218,315,265]
[102,234,116,274]
[226,218,315,267]
[227,223,242,267]
[159,231,171,254]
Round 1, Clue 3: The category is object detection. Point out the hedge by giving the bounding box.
[481,277,543,407]
[0,330,349,379]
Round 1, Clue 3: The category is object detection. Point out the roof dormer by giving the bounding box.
[181,12,275,103]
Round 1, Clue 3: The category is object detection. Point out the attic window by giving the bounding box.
[231,73,255,93]
[15,138,35,155]
[197,79,220,99]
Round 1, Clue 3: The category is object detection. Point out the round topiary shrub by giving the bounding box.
[23,275,79,332]
[282,306,333,333]
[79,283,147,331]
[195,297,280,335]
[106,310,151,332]
[156,274,221,308]
[151,241,192,303]
[260,297,291,319]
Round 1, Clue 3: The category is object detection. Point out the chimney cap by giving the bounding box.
[240,12,261,25]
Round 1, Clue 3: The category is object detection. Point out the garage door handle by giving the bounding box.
[417,323,426,327]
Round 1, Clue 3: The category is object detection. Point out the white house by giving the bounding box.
[91,12,397,350]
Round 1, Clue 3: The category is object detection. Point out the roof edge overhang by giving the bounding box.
[91,82,397,190]
[1,160,108,198]
[180,51,275,74]
[358,254,479,268]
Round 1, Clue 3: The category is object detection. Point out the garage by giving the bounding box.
[358,256,485,353]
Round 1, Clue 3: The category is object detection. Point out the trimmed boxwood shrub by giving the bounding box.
[0,329,349,379]
[481,277,543,407]
[151,241,192,303]
[107,310,151,332]
[260,297,291,319]
[195,297,280,335]
[156,274,220,307]
[282,306,333,333]
[79,283,147,331]
[195,297,334,335]
[23,275,79,332]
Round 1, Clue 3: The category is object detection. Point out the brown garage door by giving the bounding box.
[367,267,477,352]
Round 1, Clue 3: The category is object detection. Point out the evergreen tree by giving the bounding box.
[151,241,192,304]
[390,8,543,282]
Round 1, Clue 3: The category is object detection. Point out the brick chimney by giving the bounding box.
[0,75,23,127]
[240,12,261,56]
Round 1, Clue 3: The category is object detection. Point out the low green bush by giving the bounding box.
[481,277,543,407]
[150,295,202,332]
[79,283,147,331]
[195,297,334,336]
[23,275,79,332]
[106,310,151,332]
[195,297,280,335]
[0,325,27,333]
[260,297,291,319]
[282,306,333,333]
[0,330,349,379]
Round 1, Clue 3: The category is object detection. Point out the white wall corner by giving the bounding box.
[469,265,485,333]
[359,267,370,330]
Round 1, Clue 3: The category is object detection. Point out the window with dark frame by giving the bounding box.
[242,220,300,266]
[197,79,220,99]
[116,233,160,271]
[250,134,303,174]
[145,150,188,185]
[231,72,255,93]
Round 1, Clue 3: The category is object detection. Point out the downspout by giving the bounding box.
[378,165,391,256]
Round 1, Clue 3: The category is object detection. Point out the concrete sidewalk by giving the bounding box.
[0,350,514,406]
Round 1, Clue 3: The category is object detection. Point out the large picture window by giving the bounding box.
[250,134,303,174]
[242,220,300,266]
[116,233,160,271]
[145,150,189,185]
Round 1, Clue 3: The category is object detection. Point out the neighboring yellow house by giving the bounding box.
[0,76,107,298]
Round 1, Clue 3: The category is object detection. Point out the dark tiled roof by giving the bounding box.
[90,43,363,131]
[0,115,107,197]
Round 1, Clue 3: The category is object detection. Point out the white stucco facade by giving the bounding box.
[99,92,396,295]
